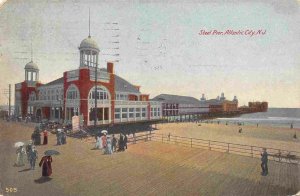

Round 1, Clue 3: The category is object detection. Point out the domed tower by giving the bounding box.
[220,92,226,101]
[233,96,238,103]
[200,93,206,102]
[24,60,39,82]
[79,10,99,68]
[79,36,99,67]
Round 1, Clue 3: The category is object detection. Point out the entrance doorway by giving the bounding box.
[36,109,42,122]
[89,107,109,123]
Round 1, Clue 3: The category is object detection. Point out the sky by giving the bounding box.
[0,0,299,108]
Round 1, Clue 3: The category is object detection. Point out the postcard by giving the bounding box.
[0,0,299,195]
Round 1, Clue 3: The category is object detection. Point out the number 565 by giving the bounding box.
[5,187,17,192]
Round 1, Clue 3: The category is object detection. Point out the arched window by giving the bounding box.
[66,85,79,100]
[89,86,110,100]
[29,92,36,101]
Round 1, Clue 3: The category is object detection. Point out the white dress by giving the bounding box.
[95,136,102,149]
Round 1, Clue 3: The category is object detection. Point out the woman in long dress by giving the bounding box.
[39,156,52,177]
[118,134,124,151]
[95,136,101,149]
[106,136,113,154]
[15,146,26,166]
[101,134,107,151]
[43,130,48,145]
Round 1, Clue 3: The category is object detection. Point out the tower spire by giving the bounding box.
[88,8,91,38]
[31,41,33,62]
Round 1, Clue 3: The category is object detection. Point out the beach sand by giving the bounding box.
[154,122,300,152]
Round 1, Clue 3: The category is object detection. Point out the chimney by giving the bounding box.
[133,85,140,91]
[107,62,114,74]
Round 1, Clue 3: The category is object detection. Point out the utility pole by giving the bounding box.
[8,84,11,117]
[3,84,11,118]
[94,62,98,127]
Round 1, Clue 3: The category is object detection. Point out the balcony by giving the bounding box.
[29,100,63,107]
[114,100,149,106]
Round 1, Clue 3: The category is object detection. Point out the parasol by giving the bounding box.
[14,142,24,148]
[101,130,108,134]
[44,150,60,156]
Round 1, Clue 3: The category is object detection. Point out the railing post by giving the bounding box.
[227,143,229,153]
[251,146,253,158]
[209,140,211,150]
[191,138,192,148]
[162,135,163,143]
[175,136,177,145]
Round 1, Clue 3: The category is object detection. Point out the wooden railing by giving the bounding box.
[127,133,152,144]
[149,133,300,164]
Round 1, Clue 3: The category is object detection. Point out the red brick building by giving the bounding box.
[15,34,161,126]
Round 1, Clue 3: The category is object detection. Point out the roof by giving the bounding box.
[114,75,140,93]
[42,77,64,87]
[24,61,39,70]
[79,36,99,51]
[206,99,223,105]
[152,94,200,104]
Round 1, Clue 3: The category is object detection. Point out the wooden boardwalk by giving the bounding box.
[1,121,299,196]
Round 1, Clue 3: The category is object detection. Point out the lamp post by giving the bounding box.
[58,98,62,124]
[92,61,98,127]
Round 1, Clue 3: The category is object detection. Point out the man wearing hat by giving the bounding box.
[29,146,38,170]
[26,140,33,163]
[261,148,268,176]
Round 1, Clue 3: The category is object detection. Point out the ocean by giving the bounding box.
[216,108,300,128]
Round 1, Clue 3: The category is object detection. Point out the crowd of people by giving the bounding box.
[94,132,128,154]
[13,124,63,178]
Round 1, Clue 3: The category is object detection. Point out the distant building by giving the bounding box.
[248,101,268,112]
[203,93,239,113]
[152,94,209,121]
[238,102,268,113]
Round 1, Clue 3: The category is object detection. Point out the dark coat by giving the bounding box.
[261,151,268,163]
[39,156,52,176]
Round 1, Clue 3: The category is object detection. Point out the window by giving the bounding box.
[136,108,141,118]
[27,72,30,81]
[104,108,109,120]
[157,108,160,116]
[89,86,109,100]
[67,90,78,99]
[52,89,56,100]
[29,92,36,101]
[122,108,128,118]
[115,108,120,119]
[154,108,157,116]
[129,108,134,118]
[27,106,33,114]
[116,94,128,100]
[142,108,146,117]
